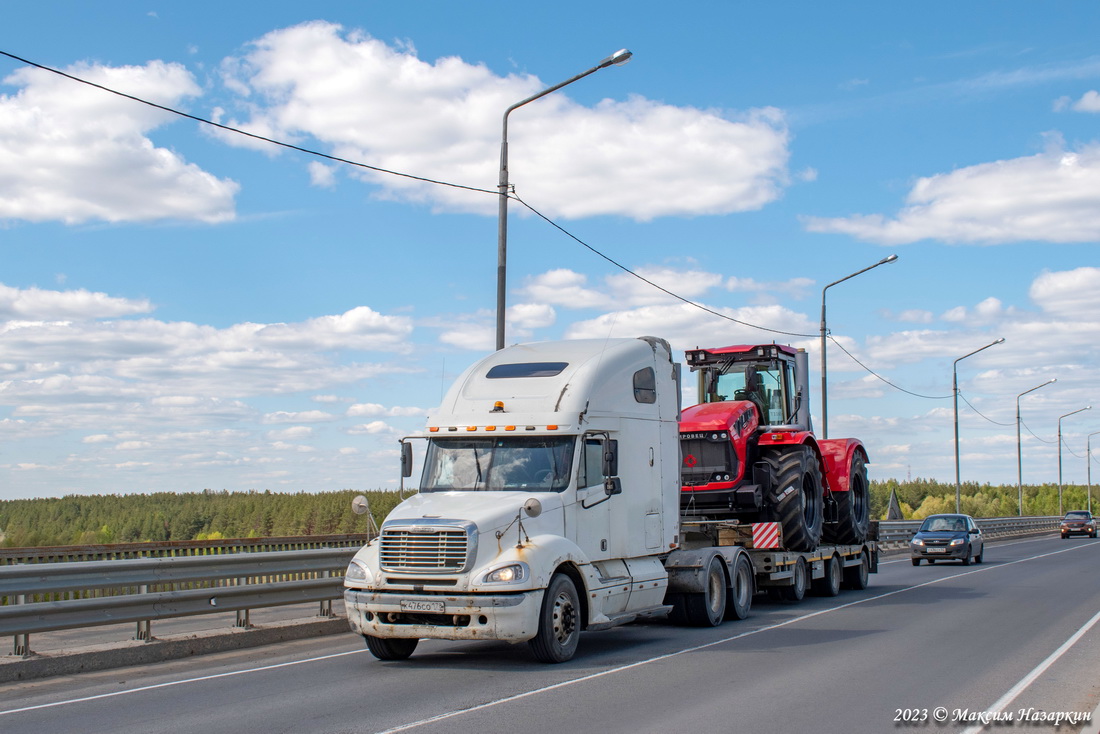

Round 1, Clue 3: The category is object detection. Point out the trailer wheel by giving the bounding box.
[823,452,870,545]
[724,553,754,621]
[685,555,727,627]
[761,446,824,552]
[364,635,418,661]
[842,549,871,590]
[812,554,841,597]
[774,557,807,602]
[529,573,581,663]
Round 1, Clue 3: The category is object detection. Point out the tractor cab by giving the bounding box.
[685,344,807,430]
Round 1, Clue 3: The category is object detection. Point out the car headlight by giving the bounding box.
[949,538,965,546]
[911,538,924,547]
[482,562,528,584]
[345,560,373,585]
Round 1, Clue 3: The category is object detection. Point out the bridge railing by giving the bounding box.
[876,516,1059,550]
[0,540,363,657]
[0,519,1062,658]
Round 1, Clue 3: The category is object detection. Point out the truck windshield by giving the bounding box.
[420,437,575,492]
[711,362,787,423]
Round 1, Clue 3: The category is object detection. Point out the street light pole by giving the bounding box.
[819,254,897,439]
[1087,430,1100,515]
[1057,406,1090,516]
[1016,378,1056,516]
[953,337,1005,513]
[496,49,632,351]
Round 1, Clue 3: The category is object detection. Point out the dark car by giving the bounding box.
[910,513,984,566]
[1060,511,1097,539]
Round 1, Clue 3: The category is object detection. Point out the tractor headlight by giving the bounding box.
[482,562,529,584]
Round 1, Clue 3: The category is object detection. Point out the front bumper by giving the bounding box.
[1061,526,1096,537]
[911,545,968,561]
[344,588,543,642]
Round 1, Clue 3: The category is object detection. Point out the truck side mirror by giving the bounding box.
[602,439,619,477]
[400,441,413,478]
[604,477,622,496]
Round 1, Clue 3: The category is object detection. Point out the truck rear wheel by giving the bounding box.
[684,555,727,627]
[824,452,870,545]
[529,573,581,663]
[724,553,754,621]
[761,446,824,552]
[364,635,418,661]
[777,557,808,602]
[812,553,841,597]
[842,549,871,590]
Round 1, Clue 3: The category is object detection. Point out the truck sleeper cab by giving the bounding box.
[344,337,682,663]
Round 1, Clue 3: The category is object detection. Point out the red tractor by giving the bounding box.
[679,344,870,551]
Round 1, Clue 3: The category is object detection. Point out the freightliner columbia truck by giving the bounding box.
[343,337,877,663]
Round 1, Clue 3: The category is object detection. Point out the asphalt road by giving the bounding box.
[2,535,1098,734]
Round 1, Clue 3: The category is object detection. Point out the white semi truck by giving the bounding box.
[343,337,876,663]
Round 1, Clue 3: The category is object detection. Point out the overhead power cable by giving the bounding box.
[0,49,496,198]
[1,47,960,403]
[957,391,1016,426]
[1019,418,1057,444]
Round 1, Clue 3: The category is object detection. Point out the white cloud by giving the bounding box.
[262,410,337,424]
[0,61,238,224]
[217,21,792,220]
[803,141,1100,244]
[1071,90,1100,112]
[265,426,313,440]
[347,420,391,435]
[347,403,428,417]
[0,284,152,320]
[1029,267,1100,315]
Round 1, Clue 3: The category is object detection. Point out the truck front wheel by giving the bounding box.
[684,555,727,627]
[529,573,581,663]
[364,635,418,661]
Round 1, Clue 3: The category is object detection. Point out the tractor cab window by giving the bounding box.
[712,360,792,425]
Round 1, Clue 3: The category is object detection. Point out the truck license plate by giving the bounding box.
[927,548,946,554]
[401,600,444,613]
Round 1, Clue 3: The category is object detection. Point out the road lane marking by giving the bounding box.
[373,543,1097,734]
[960,607,1100,734]
[0,649,366,717]
[1,541,1093,725]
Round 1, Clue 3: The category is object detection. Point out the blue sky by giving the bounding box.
[2,2,1100,499]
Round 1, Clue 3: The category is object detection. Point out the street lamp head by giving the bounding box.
[600,49,633,67]
[993,337,1006,345]
[880,254,899,265]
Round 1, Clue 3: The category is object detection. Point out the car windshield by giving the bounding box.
[420,436,575,492]
[920,516,966,532]
[1064,512,1090,520]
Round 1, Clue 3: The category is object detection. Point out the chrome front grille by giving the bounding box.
[379,521,475,573]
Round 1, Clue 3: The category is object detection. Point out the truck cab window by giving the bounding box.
[421,437,575,492]
[633,367,657,404]
[579,437,605,489]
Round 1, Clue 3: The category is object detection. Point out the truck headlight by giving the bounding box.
[482,562,528,584]
[345,560,373,585]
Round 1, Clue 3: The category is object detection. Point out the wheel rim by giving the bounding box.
[551,590,577,645]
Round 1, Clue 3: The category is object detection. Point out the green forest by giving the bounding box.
[0,481,1095,548]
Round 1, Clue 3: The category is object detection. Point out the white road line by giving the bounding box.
[958,607,1100,734]
[374,543,1095,734]
[0,649,366,717]
[2,541,1092,726]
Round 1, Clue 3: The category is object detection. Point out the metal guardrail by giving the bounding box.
[877,516,1060,550]
[0,547,357,657]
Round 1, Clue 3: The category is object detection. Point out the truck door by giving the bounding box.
[573,433,613,561]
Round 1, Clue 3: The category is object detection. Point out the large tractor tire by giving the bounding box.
[823,452,871,545]
[761,446,824,552]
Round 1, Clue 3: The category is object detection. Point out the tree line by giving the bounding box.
[1,481,1095,548]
